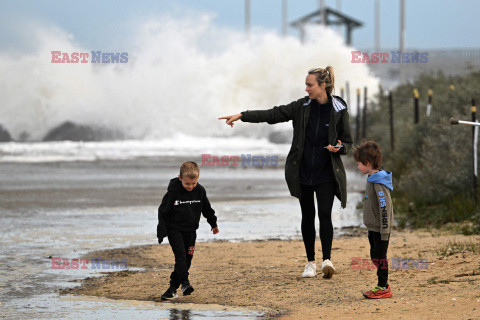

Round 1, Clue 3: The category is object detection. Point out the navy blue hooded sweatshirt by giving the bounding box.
[300,97,336,185]
[157,178,217,241]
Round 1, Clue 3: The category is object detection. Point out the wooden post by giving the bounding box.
[356,88,361,144]
[362,87,367,139]
[413,89,419,124]
[345,81,350,107]
[389,90,394,152]
[426,89,433,116]
[472,99,477,201]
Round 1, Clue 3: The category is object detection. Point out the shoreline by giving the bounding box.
[60,228,480,319]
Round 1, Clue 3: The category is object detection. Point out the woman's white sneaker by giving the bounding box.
[321,259,335,278]
[302,261,316,278]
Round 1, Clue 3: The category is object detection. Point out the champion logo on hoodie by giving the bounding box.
[174,200,201,206]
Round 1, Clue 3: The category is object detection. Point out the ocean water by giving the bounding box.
[0,138,365,319]
[0,16,378,142]
[1,10,376,319]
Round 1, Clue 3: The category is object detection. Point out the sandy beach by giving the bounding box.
[2,156,478,319]
[0,156,363,319]
[62,229,480,319]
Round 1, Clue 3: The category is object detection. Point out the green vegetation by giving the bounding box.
[436,239,480,257]
[355,70,480,229]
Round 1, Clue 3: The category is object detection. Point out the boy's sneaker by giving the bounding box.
[181,283,194,296]
[161,287,178,301]
[302,262,316,277]
[363,285,393,299]
[321,259,335,278]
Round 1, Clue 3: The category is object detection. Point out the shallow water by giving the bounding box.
[0,155,364,319]
[6,294,263,319]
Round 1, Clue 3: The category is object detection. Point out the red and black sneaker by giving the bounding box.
[363,285,393,299]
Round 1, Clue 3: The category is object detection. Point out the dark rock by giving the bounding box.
[0,125,12,142]
[18,131,30,142]
[43,121,125,142]
[268,130,292,144]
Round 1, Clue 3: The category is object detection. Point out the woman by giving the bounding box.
[219,66,352,278]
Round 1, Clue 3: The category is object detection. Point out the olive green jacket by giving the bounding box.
[241,95,353,208]
[362,170,394,241]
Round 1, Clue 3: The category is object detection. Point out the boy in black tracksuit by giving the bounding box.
[157,161,219,301]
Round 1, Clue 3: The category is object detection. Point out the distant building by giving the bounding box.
[290,7,363,45]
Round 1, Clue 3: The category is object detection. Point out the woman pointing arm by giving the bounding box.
[219,66,353,279]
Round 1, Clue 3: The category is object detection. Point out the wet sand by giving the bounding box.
[0,156,364,319]
[62,229,480,319]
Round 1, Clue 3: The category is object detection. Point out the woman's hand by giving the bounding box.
[326,140,342,153]
[212,227,219,234]
[218,114,242,127]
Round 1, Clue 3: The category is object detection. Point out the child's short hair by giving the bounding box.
[353,140,383,170]
[180,161,200,179]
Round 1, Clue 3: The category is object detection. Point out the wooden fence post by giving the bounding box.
[356,88,361,144]
[362,87,367,139]
[426,89,433,116]
[472,99,477,201]
[413,89,419,124]
[389,90,394,152]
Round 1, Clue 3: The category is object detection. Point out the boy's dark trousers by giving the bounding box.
[167,230,197,289]
[368,231,389,288]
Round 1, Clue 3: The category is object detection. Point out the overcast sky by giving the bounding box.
[1,0,479,52]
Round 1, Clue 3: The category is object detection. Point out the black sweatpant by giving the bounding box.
[167,230,197,289]
[368,231,389,288]
[299,182,336,262]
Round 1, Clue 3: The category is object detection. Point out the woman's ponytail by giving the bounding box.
[308,66,335,95]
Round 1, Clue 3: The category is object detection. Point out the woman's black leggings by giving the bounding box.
[299,182,336,261]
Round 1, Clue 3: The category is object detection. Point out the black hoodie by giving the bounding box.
[157,177,217,240]
[300,97,335,185]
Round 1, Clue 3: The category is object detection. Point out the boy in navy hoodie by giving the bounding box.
[353,141,394,299]
[157,161,219,300]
